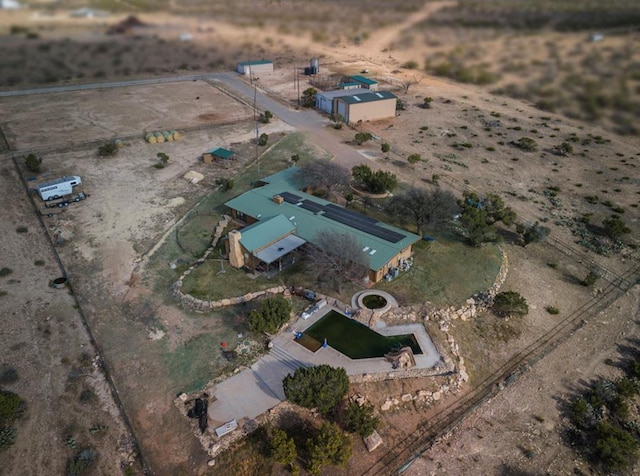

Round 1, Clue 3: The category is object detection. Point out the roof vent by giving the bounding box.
[362,246,370,252]
[273,195,284,205]
[369,249,377,255]
[353,95,361,101]
[375,92,384,98]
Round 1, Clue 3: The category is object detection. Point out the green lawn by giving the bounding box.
[377,232,502,307]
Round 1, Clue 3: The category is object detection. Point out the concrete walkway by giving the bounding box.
[207,306,440,427]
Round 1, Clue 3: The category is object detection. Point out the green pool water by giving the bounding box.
[301,310,422,359]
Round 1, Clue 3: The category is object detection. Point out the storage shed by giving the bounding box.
[236,60,274,76]
[335,91,397,124]
[350,75,379,91]
[315,88,369,115]
[203,147,235,166]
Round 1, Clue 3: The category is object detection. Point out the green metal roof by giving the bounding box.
[337,91,396,105]
[350,75,378,85]
[238,60,273,66]
[225,167,419,270]
[207,147,235,159]
[238,215,295,252]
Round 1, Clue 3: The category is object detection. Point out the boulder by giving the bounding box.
[364,430,383,452]
[401,393,413,402]
[381,399,393,411]
[432,391,442,401]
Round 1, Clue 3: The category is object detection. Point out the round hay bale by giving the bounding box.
[145,133,154,141]
[156,135,165,143]
[154,131,163,137]
[147,135,157,144]
[163,131,171,139]
[172,131,181,140]
[166,135,174,142]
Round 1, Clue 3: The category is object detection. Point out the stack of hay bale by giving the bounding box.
[145,130,182,143]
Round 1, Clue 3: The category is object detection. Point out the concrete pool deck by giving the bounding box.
[207,306,441,428]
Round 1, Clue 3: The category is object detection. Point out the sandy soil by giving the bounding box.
[1,2,639,475]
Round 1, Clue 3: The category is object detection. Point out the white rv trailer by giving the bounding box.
[37,176,82,201]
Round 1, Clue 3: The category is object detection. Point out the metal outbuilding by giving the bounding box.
[315,88,370,115]
[236,60,274,76]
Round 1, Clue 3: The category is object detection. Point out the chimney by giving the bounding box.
[228,230,245,268]
[273,195,284,205]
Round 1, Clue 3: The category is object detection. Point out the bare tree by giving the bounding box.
[386,187,459,236]
[297,160,350,195]
[307,231,369,293]
[401,74,422,93]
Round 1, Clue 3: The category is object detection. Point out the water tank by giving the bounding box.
[310,57,319,74]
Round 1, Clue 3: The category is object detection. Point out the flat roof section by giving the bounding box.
[254,234,306,264]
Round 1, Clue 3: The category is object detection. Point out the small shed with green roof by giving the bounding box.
[350,75,379,91]
[203,147,235,166]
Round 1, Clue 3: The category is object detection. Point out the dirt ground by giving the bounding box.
[1,1,640,475]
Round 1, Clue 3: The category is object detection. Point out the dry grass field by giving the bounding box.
[1,1,640,475]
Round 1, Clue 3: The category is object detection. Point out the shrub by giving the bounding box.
[15,226,27,234]
[283,365,348,415]
[493,291,529,318]
[546,306,560,315]
[0,268,12,277]
[98,142,118,157]
[512,137,538,152]
[216,178,234,192]
[260,110,273,124]
[343,402,379,437]
[0,368,18,384]
[269,428,296,465]
[582,271,599,287]
[381,143,390,153]
[156,152,170,169]
[602,215,630,239]
[402,60,418,69]
[351,164,397,194]
[0,391,24,424]
[79,389,95,404]
[258,133,269,146]
[354,132,373,145]
[407,153,422,166]
[0,426,16,449]
[25,154,42,173]
[248,295,291,334]
[34,260,45,266]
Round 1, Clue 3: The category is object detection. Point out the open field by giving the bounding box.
[1,1,640,475]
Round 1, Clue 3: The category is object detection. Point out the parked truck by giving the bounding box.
[37,176,82,201]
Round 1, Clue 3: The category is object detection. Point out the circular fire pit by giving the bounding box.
[352,290,398,315]
[362,294,388,310]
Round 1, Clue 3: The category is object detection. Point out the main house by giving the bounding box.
[224,167,420,283]
[315,89,397,125]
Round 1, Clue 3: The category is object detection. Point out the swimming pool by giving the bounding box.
[299,310,423,359]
